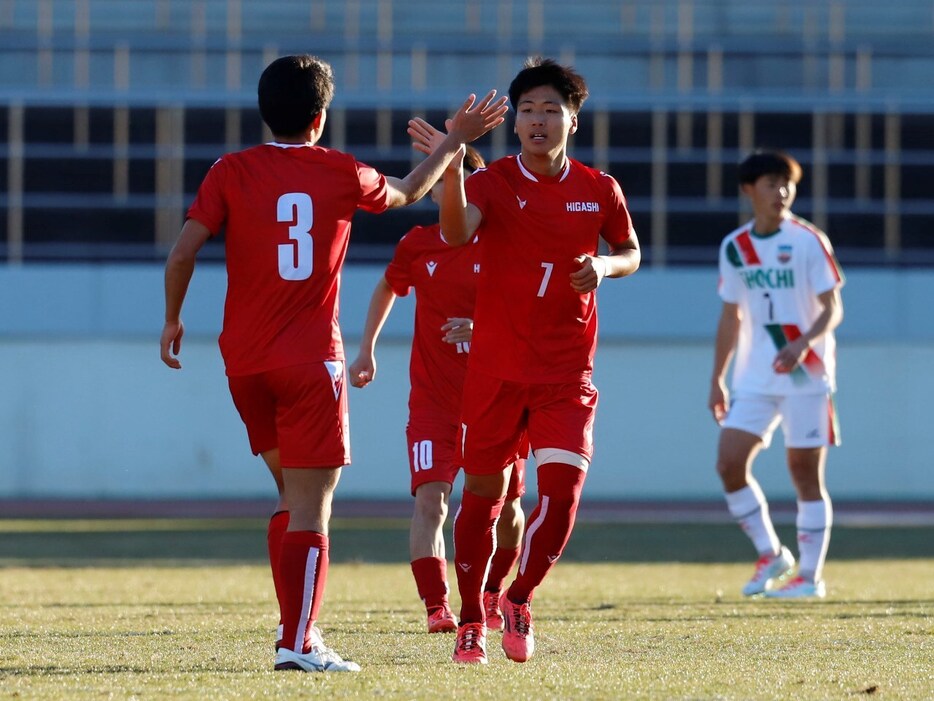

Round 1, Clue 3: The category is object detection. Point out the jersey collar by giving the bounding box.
[267,141,313,148]
[516,153,571,183]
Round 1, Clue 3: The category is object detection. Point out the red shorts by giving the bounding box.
[228,361,350,468]
[406,413,460,495]
[459,368,598,476]
[407,412,527,499]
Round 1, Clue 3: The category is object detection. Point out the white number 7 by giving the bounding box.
[537,262,554,297]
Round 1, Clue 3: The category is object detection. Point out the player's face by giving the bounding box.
[514,85,578,160]
[743,174,797,227]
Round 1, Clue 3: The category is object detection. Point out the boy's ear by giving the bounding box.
[568,113,578,135]
[311,109,326,133]
[740,182,753,197]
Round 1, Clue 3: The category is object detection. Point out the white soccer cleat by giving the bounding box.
[765,576,827,599]
[742,545,795,596]
[274,645,361,672]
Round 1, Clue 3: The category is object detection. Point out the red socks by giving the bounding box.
[507,463,586,604]
[453,489,504,623]
[267,510,290,634]
[485,546,521,593]
[278,530,330,653]
[411,556,450,612]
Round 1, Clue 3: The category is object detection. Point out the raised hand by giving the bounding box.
[449,90,509,143]
[408,90,508,155]
[408,117,448,157]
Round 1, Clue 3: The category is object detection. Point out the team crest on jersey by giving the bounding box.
[777,245,793,264]
[426,261,437,276]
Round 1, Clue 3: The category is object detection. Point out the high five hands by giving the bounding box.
[409,90,508,156]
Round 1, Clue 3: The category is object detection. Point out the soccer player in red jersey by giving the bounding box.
[348,146,526,636]
[410,57,641,664]
[159,54,508,673]
[709,150,845,600]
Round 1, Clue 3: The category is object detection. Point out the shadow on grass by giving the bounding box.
[0,522,931,566]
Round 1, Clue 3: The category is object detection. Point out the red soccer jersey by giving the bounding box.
[465,155,633,382]
[384,223,481,421]
[187,143,391,376]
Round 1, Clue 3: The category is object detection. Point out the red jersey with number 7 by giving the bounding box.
[465,155,634,383]
[187,143,391,376]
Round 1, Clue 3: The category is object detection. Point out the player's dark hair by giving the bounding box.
[463,145,485,173]
[257,55,335,138]
[738,150,803,186]
[508,57,589,114]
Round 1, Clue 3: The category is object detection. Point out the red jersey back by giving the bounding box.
[187,143,391,376]
[465,155,633,382]
[384,223,480,421]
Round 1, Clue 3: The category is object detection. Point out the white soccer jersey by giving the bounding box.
[718,214,845,396]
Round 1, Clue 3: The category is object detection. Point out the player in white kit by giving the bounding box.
[709,150,845,599]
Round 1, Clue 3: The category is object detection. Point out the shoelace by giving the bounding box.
[483,593,500,617]
[510,603,532,636]
[457,625,483,652]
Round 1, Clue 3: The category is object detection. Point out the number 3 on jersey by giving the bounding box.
[277,193,313,281]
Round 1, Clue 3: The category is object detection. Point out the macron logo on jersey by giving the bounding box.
[567,201,600,212]
[426,261,437,277]
[516,195,527,209]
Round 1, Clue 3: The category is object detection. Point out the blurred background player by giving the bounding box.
[160,54,508,672]
[410,57,641,664]
[349,145,526,635]
[709,149,845,600]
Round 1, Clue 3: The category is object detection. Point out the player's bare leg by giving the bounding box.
[411,481,457,632]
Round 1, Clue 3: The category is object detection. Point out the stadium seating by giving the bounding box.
[1,0,932,265]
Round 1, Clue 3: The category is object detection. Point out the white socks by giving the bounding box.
[796,498,832,582]
[725,481,781,557]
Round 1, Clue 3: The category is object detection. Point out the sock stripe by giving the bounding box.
[292,546,319,652]
[734,505,763,521]
[518,495,549,576]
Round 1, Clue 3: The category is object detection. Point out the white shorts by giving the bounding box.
[722,393,841,449]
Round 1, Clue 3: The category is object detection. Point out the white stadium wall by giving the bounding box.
[0,263,932,501]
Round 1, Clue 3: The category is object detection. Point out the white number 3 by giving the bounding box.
[277,193,313,281]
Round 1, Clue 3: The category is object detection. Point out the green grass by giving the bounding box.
[0,520,932,700]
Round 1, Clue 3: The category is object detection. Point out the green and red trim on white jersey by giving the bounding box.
[764,323,826,386]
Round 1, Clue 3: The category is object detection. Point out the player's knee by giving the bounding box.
[537,462,586,505]
[715,456,745,486]
[414,488,449,523]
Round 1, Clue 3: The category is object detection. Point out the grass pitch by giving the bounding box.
[0,519,931,700]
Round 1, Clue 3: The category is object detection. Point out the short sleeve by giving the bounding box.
[718,239,740,303]
[186,157,228,235]
[383,230,417,297]
[464,168,492,216]
[598,173,633,249]
[355,159,392,214]
[806,230,845,294]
